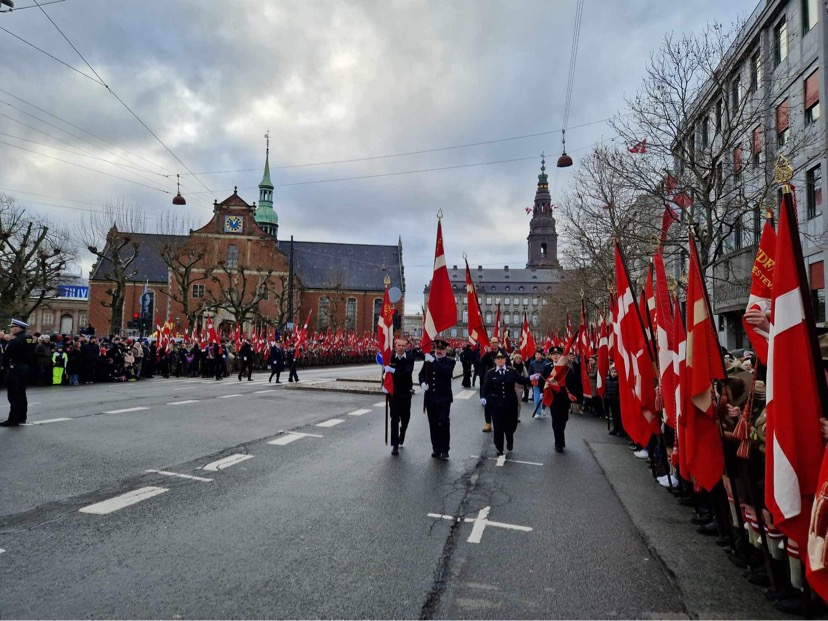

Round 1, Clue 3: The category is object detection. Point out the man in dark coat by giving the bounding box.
[418,338,456,459]
[481,351,533,455]
[542,347,571,452]
[460,344,473,388]
[268,342,284,383]
[385,338,415,455]
[478,337,510,432]
[1,319,36,426]
[237,338,254,381]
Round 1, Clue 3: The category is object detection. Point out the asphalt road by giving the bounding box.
[0,365,695,619]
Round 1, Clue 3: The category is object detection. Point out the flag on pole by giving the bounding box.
[743,219,776,364]
[542,332,577,406]
[765,186,827,552]
[295,309,312,351]
[377,284,395,395]
[578,299,591,398]
[628,138,647,154]
[672,294,687,472]
[661,172,692,242]
[653,249,677,428]
[519,312,536,361]
[492,303,502,342]
[421,218,457,353]
[684,232,726,491]
[464,259,489,348]
[596,314,608,398]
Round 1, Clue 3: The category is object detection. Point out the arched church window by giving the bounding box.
[541,243,547,257]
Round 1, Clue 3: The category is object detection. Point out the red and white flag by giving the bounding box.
[596,314,609,398]
[377,285,395,395]
[464,259,489,348]
[295,309,312,351]
[628,138,647,154]
[578,300,591,397]
[519,312,536,361]
[684,233,726,491]
[421,219,457,353]
[543,333,577,406]
[654,249,677,428]
[492,303,502,342]
[661,172,692,242]
[672,294,687,472]
[765,187,826,553]
[205,317,219,345]
[743,219,776,364]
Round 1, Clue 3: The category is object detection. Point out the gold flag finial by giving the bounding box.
[384,274,391,287]
[774,154,794,185]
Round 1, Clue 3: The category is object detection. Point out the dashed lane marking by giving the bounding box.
[373,401,387,407]
[79,487,169,515]
[0,548,5,554]
[167,400,199,406]
[217,394,242,399]
[316,418,345,428]
[457,390,477,399]
[267,430,324,445]
[347,409,372,416]
[145,470,213,482]
[22,418,73,425]
[101,407,149,414]
[202,454,254,471]
[254,390,276,394]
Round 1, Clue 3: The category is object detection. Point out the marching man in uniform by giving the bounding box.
[418,338,456,459]
[386,338,415,455]
[1,319,35,427]
[480,351,533,455]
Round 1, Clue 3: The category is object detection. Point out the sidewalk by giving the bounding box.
[583,412,798,620]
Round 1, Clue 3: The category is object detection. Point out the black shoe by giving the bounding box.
[238,376,242,381]
[715,536,731,547]
[391,446,399,456]
[745,569,771,587]
[398,433,405,447]
[697,522,718,536]
[555,446,563,453]
[506,441,513,451]
[765,587,800,602]
[608,429,618,436]
[248,378,254,381]
[431,452,440,458]
[690,515,713,525]
[275,380,281,383]
[268,378,272,383]
[0,420,20,427]
[496,451,504,456]
[440,452,449,459]
[728,553,749,569]
[676,496,695,506]
[771,596,826,616]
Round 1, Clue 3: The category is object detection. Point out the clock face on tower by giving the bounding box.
[224,215,243,233]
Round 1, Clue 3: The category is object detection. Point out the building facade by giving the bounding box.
[28,279,90,335]
[676,0,827,348]
[423,159,565,341]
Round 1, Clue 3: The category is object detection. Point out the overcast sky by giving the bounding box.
[1,0,758,313]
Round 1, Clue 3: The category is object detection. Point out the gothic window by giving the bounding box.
[226,245,238,269]
[373,297,382,329]
[319,297,330,330]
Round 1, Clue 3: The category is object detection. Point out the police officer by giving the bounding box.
[237,338,254,381]
[480,351,532,455]
[542,346,571,452]
[418,338,456,459]
[1,319,35,427]
[385,338,415,455]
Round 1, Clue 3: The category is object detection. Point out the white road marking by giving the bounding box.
[254,390,276,394]
[457,390,477,400]
[217,394,242,399]
[316,419,345,428]
[496,454,507,467]
[347,409,372,416]
[428,506,532,544]
[202,454,254,471]
[79,487,169,515]
[167,400,199,406]
[490,457,544,467]
[145,470,213,482]
[0,548,5,554]
[268,430,324,445]
[102,407,149,414]
[20,418,73,425]
[373,401,387,407]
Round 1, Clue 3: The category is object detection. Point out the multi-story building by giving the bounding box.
[675,0,826,348]
[423,159,565,341]
[28,277,90,335]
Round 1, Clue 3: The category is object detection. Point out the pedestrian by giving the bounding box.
[238,338,254,381]
[460,344,473,388]
[542,346,571,453]
[510,352,530,422]
[528,350,547,418]
[385,338,415,456]
[1,319,36,426]
[604,366,624,437]
[418,338,456,459]
[268,341,284,383]
[51,345,68,385]
[478,337,510,432]
[67,341,81,386]
[481,351,532,455]
[34,335,52,386]
[287,345,300,383]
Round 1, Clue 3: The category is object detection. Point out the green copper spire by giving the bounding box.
[255,130,279,238]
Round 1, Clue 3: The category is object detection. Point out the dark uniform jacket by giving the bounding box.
[480,347,511,377]
[418,355,456,405]
[268,345,284,371]
[5,331,35,370]
[481,366,531,413]
[389,351,415,396]
[239,343,254,363]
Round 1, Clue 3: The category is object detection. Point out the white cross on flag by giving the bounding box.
[421,218,457,353]
[518,312,536,361]
[377,285,395,395]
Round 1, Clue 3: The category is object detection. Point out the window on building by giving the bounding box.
[485,311,492,323]
[462,310,468,323]
[226,245,238,269]
[811,261,826,322]
[192,284,205,299]
[733,145,743,183]
[716,161,723,193]
[346,298,357,331]
[486,297,492,305]
[505,285,510,291]
[542,299,548,305]
[450,328,457,338]
[807,164,822,219]
[715,100,723,133]
[540,242,547,258]
[522,297,529,305]
[532,298,539,306]
[730,73,741,111]
[319,297,330,330]
[803,0,819,33]
[733,217,744,251]
[372,298,382,329]
[749,51,761,92]
[752,126,763,167]
[504,297,511,306]
[805,69,820,125]
[42,311,54,327]
[701,116,710,149]
[259,284,269,300]
[463,328,468,338]
[532,313,538,327]
[519,286,524,292]
[79,313,87,327]
[774,18,788,67]
[776,99,790,148]
[503,312,510,325]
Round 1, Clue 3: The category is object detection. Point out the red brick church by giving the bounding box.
[88,146,405,339]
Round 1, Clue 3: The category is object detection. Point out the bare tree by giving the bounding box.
[161,237,213,331]
[205,259,278,328]
[0,194,77,325]
[77,199,147,336]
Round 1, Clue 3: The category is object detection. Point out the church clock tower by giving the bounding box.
[526,155,560,268]
[254,131,279,239]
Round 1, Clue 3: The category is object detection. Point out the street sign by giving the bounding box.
[376,353,384,365]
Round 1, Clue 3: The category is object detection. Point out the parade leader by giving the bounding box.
[418,338,456,459]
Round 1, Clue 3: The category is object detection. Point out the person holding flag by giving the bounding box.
[419,337,456,459]
[480,350,532,456]
[386,338,415,456]
[542,344,572,452]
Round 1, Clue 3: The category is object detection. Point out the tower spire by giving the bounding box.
[526,155,559,269]
[255,130,279,238]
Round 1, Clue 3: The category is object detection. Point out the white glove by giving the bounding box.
[421,383,429,391]
[530,373,540,380]
[424,353,435,363]
[383,365,395,374]
[480,398,487,406]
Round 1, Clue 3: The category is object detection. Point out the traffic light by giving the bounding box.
[133,312,140,320]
